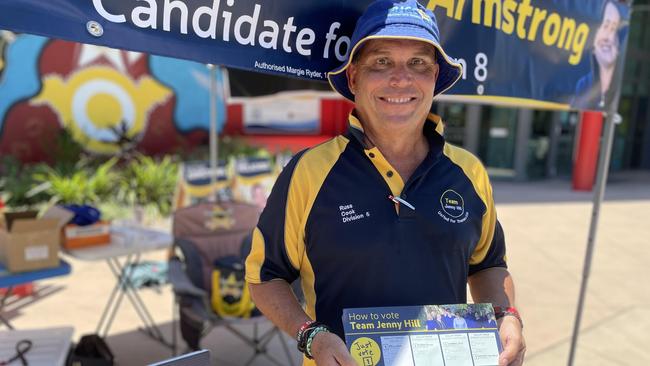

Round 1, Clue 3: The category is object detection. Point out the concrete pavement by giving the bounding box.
[3,174,649,365]
[494,175,650,366]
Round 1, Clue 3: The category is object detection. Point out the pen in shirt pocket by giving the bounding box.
[388,195,415,211]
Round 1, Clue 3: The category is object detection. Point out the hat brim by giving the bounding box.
[327,27,463,102]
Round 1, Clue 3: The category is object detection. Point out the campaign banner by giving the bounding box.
[176,160,232,206]
[232,156,276,210]
[0,1,631,111]
[239,91,325,135]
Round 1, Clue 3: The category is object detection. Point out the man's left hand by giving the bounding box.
[498,315,525,366]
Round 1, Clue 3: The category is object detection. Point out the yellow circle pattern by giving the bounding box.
[350,337,381,366]
[32,66,171,154]
[87,93,122,129]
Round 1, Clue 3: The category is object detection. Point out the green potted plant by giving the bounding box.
[119,154,178,222]
[0,157,50,211]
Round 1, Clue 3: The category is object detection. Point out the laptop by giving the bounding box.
[148,350,210,366]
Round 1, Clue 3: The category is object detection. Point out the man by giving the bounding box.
[453,312,469,329]
[245,1,525,365]
[425,307,445,330]
[572,1,624,110]
[250,183,269,211]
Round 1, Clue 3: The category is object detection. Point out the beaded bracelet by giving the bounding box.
[296,320,315,347]
[494,306,524,329]
[305,325,330,359]
[297,321,323,354]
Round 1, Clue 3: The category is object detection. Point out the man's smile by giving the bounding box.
[378,97,417,104]
[597,43,613,52]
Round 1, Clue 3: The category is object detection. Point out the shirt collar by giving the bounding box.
[346,111,446,150]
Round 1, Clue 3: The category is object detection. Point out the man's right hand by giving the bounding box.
[310,331,357,366]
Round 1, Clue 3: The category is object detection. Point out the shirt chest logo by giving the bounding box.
[437,189,469,224]
[339,204,370,224]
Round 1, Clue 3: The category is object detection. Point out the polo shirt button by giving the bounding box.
[386,171,394,177]
[368,152,375,158]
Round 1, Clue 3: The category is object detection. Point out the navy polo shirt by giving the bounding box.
[246,113,507,342]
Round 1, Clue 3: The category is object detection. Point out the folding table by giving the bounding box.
[65,225,173,349]
[0,326,73,366]
[0,260,72,329]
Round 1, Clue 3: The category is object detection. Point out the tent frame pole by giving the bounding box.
[567,1,633,359]
[208,64,219,203]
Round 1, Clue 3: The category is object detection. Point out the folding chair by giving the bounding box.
[168,202,295,366]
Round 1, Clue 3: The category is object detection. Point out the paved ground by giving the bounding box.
[3,173,649,365]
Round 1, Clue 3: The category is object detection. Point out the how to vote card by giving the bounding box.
[343,304,501,366]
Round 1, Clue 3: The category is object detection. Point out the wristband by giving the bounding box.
[305,325,330,359]
[297,321,324,354]
[296,320,315,345]
[494,306,523,329]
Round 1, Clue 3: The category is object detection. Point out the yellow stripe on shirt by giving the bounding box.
[442,143,498,264]
[286,136,350,320]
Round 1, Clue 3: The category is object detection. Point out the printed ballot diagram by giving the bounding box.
[343,304,501,366]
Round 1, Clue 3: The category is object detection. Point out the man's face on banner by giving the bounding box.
[593,2,621,69]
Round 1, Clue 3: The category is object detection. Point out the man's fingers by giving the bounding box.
[318,353,346,366]
[311,331,358,366]
[499,333,525,366]
[500,349,525,366]
[497,315,525,366]
[499,344,515,366]
[336,357,358,366]
[513,348,526,366]
[334,347,358,366]
[321,358,342,366]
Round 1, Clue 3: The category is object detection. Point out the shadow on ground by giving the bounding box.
[104,320,302,366]
[1,284,66,326]
[493,172,650,205]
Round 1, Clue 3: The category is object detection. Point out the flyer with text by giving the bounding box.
[343,304,501,366]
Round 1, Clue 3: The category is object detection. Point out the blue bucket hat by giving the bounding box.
[327,0,463,101]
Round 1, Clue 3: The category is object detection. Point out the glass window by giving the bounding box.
[526,111,553,180]
[555,111,578,177]
[437,103,466,146]
[478,107,517,177]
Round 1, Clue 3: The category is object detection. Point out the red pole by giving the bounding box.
[572,111,604,191]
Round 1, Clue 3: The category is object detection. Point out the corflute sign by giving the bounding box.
[0,0,632,111]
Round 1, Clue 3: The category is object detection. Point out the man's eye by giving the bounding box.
[376,58,389,65]
[410,58,425,65]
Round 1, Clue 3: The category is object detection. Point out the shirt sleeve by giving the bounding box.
[245,150,307,284]
[468,165,507,276]
[469,219,507,276]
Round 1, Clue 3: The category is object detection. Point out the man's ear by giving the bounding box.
[346,64,357,95]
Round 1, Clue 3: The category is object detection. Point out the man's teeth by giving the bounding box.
[385,97,411,103]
